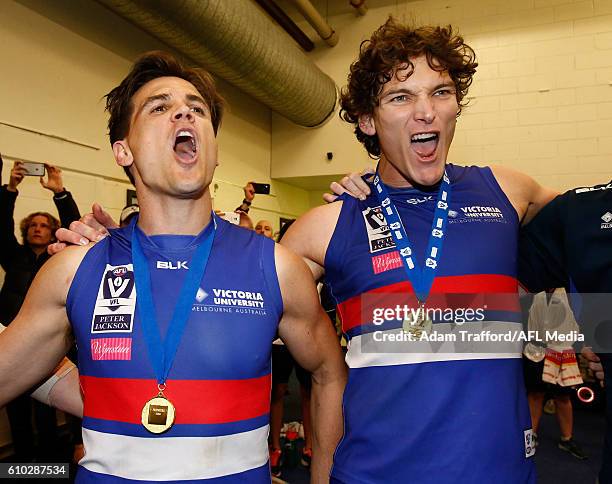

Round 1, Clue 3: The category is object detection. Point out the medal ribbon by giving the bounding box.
[372,167,451,303]
[131,215,216,386]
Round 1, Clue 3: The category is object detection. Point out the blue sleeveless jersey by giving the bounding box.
[66,216,283,482]
[326,164,535,483]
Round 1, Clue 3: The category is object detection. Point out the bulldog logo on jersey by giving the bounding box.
[361,206,396,253]
[91,264,137,334]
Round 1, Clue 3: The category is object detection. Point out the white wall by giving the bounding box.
[273,0,612,192]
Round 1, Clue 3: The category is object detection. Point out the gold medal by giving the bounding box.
[402,303,432,338]
[141,385,175,434]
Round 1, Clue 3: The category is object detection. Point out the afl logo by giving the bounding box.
[103,267,135,305]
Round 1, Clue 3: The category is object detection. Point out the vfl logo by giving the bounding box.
[524,429,536,458]
[157,261,189,270]
[601,212,612,229]
[361,206,396,253]
[92,264,136,334]
[102,267,134,305]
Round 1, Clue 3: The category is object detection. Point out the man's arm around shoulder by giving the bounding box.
[490,165,559,224]
[280,201,343,281]
[0,243,92,406]
[275,243,346,483]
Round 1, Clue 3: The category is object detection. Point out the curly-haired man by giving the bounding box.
[282,18,557,482]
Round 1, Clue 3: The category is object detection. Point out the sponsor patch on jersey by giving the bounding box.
[524,429,536,458]
[156,260,189,270]
[91,338,132,360]
[406,195,433,205]
[361,206,396,253]
[372,251,403,274]
[91,264,136,334]
[192,287,268,316]
[601,212,612,229]
[448,204,506,224]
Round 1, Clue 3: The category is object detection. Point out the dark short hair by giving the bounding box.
[20,212,59,245]
[105,51,225,184]
[340,17,478,158]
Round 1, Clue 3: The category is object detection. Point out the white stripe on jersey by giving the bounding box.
[346,321,523,369]
[80,424,269,480]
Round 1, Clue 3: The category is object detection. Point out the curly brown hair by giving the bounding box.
[105,51,225,184]
[19,212,59,245]
[340,17,478,157]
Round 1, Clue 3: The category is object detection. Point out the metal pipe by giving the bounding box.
[96,0,337,127]
[255,0,314,52]
[349,0,368,16]
[291,0,338,47]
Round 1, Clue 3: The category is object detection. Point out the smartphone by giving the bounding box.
[22,162,46,177]
[251,182,270,195]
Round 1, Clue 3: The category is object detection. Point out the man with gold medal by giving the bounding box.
[0,52,346,482]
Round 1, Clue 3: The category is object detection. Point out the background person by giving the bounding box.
[519,182,612,482]
[268,220,314,477]
[1,160,80,461]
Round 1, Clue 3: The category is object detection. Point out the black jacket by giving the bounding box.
[0,185,80,324]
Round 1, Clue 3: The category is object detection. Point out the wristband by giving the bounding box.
[53,189,68,200]
[236,201,251,214]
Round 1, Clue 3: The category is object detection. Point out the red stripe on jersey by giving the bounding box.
[81,374,271,424]
[337,274,519,333]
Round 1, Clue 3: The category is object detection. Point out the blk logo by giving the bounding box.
[157,261,189,270]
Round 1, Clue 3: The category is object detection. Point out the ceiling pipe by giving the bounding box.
[255,0,314,52]
[290,0,339,47]
[350,0,368,16]
[95,0,337,127]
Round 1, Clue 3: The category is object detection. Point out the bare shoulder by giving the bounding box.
[280,201,343,279]
[274,242,324,320]
[35,243,96,305]
[274,242,313,289]
[489,164,558,224]
[44,243,94,275]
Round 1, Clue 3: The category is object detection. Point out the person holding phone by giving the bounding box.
[0,160,80,461]
[234,182,275,237]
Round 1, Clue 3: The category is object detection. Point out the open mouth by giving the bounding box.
[410,132,439,158]
[173,129,197,162]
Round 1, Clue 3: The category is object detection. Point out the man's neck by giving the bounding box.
[136,190,213,236]
[378,157,415,188]
[377,156,444,191]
